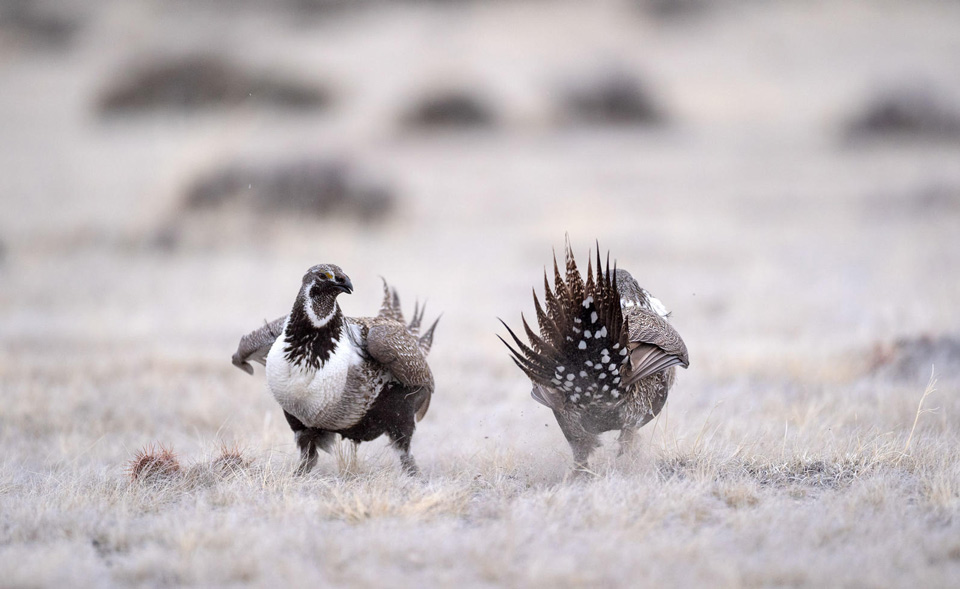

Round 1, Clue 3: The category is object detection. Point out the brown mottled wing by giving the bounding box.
[365,320,434,420]
[622,307,689,387]
[232,316,286,375]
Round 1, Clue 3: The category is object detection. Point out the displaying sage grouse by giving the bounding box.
[232,264,438,475]
[499,243,688,472]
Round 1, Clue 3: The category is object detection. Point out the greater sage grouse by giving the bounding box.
[500,243,688,472]
[232,264,438,475]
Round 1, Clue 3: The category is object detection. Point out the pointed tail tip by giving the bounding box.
[422,313,441,335]
[418,313,442,352]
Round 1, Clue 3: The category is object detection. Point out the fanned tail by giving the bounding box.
[499,239,630,407]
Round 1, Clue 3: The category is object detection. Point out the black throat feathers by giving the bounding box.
[283,301,345,370]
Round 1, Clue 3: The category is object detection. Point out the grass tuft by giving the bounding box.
[211,441,251,476]
[126,443,182,483]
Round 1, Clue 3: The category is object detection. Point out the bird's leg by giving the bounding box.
[383,400,421,477]
[314,431,338,455]
[569,440,598,478]
[399,451,420,477]
[393,434,420,477]
[385,427,419,477]
[553,410,601,477]
[285,410,319,475]
[617,426,639,457]
[336,437,359,475]
[346,438,358,463]
[294,432,319,475]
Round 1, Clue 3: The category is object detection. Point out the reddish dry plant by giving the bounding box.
[213,441,249,473]
[127,443,182,482]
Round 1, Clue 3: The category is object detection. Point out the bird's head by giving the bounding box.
[297,263,353,327]
[614,269,671,319]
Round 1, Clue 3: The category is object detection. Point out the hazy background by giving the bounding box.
[1,0,959,586]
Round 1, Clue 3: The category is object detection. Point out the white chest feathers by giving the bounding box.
[265,332,362,429]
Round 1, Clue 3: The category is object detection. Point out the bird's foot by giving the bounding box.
[616,427,639,457]
[294,459,316,476]
[399,453,421,478]
[569,462,599,480]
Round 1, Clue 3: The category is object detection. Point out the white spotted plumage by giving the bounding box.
[499,243,689,472]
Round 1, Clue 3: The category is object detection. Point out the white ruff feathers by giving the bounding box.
[265,324,361,429]
[645,291,670,319]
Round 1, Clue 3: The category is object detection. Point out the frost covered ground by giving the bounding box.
[1,1,959,586]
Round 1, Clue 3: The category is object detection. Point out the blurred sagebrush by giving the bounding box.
[97,54,330,114]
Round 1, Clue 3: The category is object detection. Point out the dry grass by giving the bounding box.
[2,0,960,587]
[2,366,955,586]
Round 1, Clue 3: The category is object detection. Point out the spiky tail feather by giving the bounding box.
[500,241,629,400]
[378,277,440,356]
[378,277,405,323]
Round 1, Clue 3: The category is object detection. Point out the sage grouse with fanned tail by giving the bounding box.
[232,264,439,475]
[499,243,688,473]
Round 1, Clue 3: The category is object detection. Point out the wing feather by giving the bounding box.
[366,321,433,388]
[622,307,689,385]
[232,316,286,374]
[366,320,435,421]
